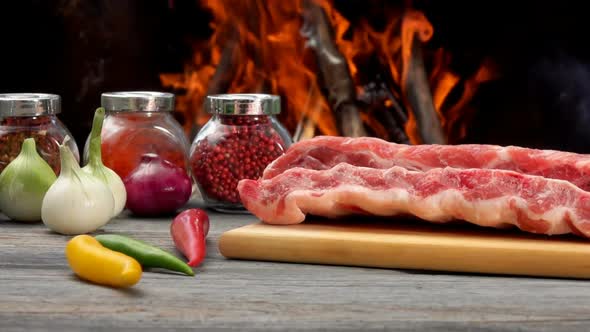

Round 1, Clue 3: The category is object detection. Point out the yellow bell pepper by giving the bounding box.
[65,235,142,288]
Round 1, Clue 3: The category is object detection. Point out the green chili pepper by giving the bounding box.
[95,234,194,276]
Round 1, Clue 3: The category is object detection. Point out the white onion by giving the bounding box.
[42,138,114,235]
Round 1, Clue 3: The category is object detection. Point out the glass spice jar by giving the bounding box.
[83,91,191,180]
[0,93,79,174]
[190,94,292,212]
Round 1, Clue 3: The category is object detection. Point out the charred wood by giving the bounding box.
[301,0,367,138]
[377,73,409,125]
[359,81,410,143]
[194,33,239,138]
[206,33,239,96]
[293,86,324,142]
[405,34,447,144]
[293,115,317,142]
[375,106,410,144]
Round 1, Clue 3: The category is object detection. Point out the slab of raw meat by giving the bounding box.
[262,136,590,191]
[239,163,590,238]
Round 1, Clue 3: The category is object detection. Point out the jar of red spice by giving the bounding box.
[0,93,79,175]
[83,91,191,180]
[190,94,292,212]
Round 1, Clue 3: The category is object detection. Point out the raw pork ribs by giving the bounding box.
[238,136,590,238]
[262,136,590,190]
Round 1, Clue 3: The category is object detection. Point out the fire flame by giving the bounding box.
[160,0,496,143]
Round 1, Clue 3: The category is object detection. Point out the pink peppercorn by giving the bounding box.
[190,94,292,212]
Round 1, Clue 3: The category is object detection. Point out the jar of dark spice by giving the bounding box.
[190,94,292,212]
[0,93,79,174]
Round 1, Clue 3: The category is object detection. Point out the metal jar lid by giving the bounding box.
[207,94,280,115]
[101,91,175,112]
[0,93,61,117]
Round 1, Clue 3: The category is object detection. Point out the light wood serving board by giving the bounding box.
[219,218,590,279]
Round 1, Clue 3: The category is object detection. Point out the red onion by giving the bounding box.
[124,153,192,216]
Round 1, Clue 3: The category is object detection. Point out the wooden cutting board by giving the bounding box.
[218,218,590,279]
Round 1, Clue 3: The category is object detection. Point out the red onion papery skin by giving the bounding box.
[124,153,192,217]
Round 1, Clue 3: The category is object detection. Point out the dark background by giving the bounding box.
[2,0,590,152]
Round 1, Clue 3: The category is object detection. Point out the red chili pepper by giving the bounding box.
[170,208,209,267]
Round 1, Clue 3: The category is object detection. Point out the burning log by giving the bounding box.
[206,34,238,96]
[293,115,317,142]
[293,86,324,142]
[378,72,409,125]
[376,76,411,144]
[301,0,367,138]
[192,32,239,137]
[374,105,410,144]
[406,36,446,144]
[359,80,410,144]
[400,10,446,145]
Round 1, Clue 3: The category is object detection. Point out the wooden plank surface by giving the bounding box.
[1,202,590,331]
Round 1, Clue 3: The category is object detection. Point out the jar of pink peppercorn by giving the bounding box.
[190,94,292,212]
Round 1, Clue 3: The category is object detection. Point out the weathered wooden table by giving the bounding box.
[1,202,589,331]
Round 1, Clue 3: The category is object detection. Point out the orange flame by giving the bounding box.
[160,0,496,143]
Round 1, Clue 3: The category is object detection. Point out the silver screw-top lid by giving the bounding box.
[101,91,175,112]
[0,93,61,117]
[207,94,281,115]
